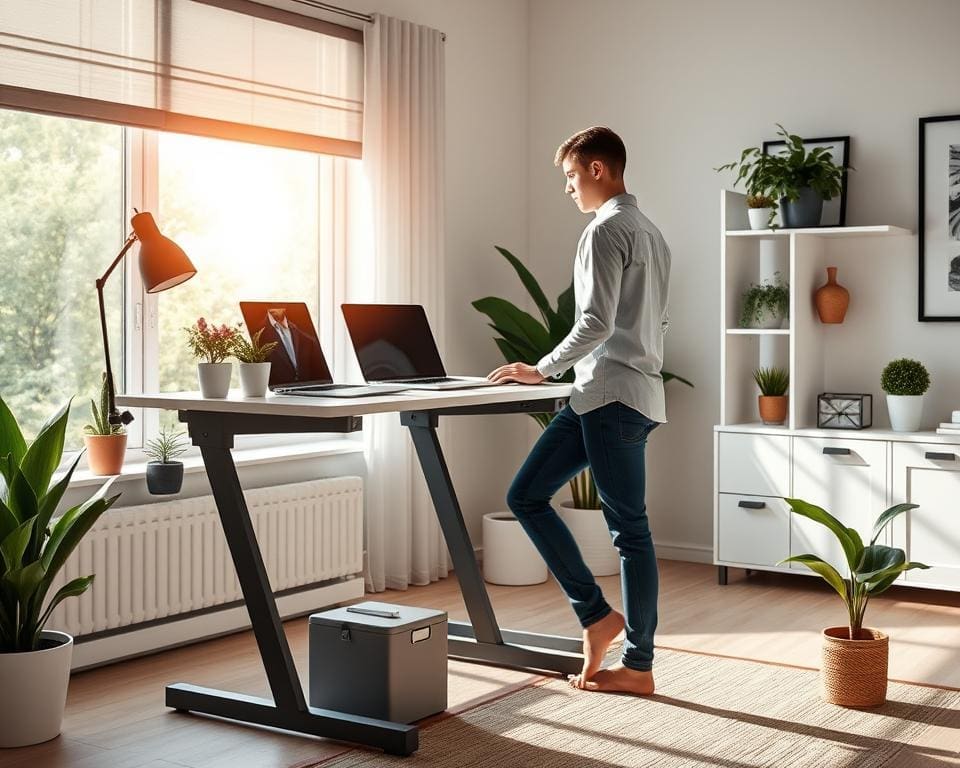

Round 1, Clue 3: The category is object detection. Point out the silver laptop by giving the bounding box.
[341,304,500,390]
[239,301,406,398]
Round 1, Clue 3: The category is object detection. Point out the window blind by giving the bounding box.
[0,0,362,156]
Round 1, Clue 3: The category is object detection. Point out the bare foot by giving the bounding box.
[577,610,625,686]
[569,663,655,696]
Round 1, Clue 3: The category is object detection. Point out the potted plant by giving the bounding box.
[740,273,789,328]
[184,317,239,398]
[881,358,931,432]
[753,366,789,425]
[0,395,121,747]
[232,327,279,398]
[717,124,850,228]
[144,427,189,495]
[780,498,929,707]
[746,194,776,230]
[83,372,127,476]
[473,246,693,576]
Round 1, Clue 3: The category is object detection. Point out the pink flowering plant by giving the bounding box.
[184,317,240,363]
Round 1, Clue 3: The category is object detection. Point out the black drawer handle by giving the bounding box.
[823,447,851,456]
[738,500,766,509]
[925,451,956,461]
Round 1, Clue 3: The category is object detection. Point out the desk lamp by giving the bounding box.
[97,211,196,426]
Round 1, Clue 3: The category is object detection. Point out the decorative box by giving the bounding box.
[817,393,873,430]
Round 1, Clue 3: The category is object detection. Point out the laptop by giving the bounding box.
[341,303,501,390]
[239,301,406,398]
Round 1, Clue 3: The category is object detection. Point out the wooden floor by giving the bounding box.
[4,560,960,768]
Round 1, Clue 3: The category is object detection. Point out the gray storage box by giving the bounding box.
[309,601,447,723]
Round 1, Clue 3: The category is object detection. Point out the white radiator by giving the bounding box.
[48,477,364,637]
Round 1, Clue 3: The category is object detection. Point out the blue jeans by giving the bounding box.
[506,401,659,671]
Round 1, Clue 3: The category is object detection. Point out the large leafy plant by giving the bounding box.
[780,498,928,639]
[473,246,692,509]
[716,124,849,226]
[1,395,120,651]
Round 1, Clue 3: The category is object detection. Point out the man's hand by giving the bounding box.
[487,362,545,385]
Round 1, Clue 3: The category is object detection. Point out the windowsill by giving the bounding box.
[65,438,365,489]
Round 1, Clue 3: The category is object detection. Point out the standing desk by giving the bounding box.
[117,384,580,756]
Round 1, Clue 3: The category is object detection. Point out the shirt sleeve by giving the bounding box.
[536,224,624,380]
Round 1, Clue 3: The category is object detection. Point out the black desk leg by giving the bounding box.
[404,412,584,677]
[165,436,417,756]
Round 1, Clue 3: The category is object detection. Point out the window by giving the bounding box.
[0,108,362,453]
[0,110,124,450]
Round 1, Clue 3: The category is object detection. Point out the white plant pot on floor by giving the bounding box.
[0,630,74,747]
[197,362,232,398]
[239,362,271,397]
[559,501,619,577]
[482,513,547,585]
[887,394,924,432]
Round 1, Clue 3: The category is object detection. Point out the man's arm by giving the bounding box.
[536,225,624,380]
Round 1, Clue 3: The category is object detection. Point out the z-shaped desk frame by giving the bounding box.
[117,385,581,757]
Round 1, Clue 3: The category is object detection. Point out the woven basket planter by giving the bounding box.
[821,626,889,707]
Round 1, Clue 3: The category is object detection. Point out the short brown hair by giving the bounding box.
[555,126,626,178]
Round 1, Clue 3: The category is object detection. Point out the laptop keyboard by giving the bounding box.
[280,384,355,392]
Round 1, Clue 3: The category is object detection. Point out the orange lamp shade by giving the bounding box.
[131,211,197,293]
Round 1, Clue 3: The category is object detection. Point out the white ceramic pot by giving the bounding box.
[559,501,619,577]
[482,513,548,586]
[748,207,773,230]
[887,394,924,432]
[197,362,232,398]
[239,362,271,398]
[755,307,785,329]
[0,630,73,747]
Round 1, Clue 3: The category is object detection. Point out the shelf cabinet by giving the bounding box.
[712,191,960,592]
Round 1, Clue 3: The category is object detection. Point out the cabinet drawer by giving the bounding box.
[718,432,790,497]
[892,442,960,589]
[717,494,790,567]
[792,436,888,570]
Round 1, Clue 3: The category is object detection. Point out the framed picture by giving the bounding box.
[762,135,850,227]
[919,113,960,321]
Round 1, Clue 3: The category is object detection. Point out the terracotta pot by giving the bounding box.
[815,266,849,323]
[821,626,888,707]
[83,433,127,475]
[758,395,787,425]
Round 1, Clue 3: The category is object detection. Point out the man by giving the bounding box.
[261,307,326,384]
[488,126,670,696]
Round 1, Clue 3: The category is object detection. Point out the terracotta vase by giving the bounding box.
[815,266,849,323]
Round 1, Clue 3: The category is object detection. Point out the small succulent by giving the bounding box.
[232,327,279,364]
[144,427,189,463]
[83,372,125,436]
[746,194,775,209]
[880,358,930,396]
[753,366,789,397]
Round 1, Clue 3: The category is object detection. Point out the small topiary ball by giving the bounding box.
[880,358,931,396]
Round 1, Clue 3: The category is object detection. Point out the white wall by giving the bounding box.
[527,0,960,558]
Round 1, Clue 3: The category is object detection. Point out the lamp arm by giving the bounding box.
[96,233,138,426]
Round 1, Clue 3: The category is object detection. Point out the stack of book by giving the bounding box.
[936,415,960,436]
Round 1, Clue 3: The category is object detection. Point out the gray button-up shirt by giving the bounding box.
[536,193,671,421]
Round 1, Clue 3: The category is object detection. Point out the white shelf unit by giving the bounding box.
[719,190,912,431]
[712,191,960,592]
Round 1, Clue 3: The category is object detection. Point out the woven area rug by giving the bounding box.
[311,648,960,768]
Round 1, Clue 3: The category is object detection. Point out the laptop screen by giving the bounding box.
[239,301,333,387]
[342,304,446,381]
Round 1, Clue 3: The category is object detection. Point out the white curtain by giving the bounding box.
[354,14,449,591]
